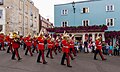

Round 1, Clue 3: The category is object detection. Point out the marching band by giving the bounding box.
[0,31,107,68]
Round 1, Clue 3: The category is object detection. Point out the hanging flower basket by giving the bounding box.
[47,25,108,33]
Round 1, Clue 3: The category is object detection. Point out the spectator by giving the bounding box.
[109,42,113,56]
[79,40,83,52]
[84,40,88,53]
[114,43,119,56]
[102,41,106,55]
[105,43,109,55]
[88,41,92,53]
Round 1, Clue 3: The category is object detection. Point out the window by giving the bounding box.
[25,4,28,14]
[0,25,3,32]
[61,9,68,15]
[25,16,28,27]
[0,10,3,19]
[19,14,22,23]
[61,21,68,27]
[82,7,89,13]
[106,18,114,27]
[0,0,3,5]
[19,0,23,10]
[106,5,114,12]
[82,20,89,26]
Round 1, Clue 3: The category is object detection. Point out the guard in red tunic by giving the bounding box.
[68,36,75,60]
[52,39,57,55]
[94,36,106,60]
[23,36,27,50]
[54,37,61,54]
[25,34,33,56]
[0,33,5,51]
[69,35,76,57]
[37,33,47,64]
[6,34,13,53]
[11,32,22,61]
[61,34,72,68]
[32,35,38,53]
[46,36,54,59]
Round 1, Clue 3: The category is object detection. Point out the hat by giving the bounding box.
[34,34,38,38]
[48,34,52,39]
[70,34,74,39]
[12,32,17,38]
[96,36,100,40]
[0,32,4,35]
[26,32,31,37]
[56,36,59,40]
[38,31,44,36]
[62,31,69,39]
[51,38,54,42]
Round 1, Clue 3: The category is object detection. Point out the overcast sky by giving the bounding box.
[32,0,87,23]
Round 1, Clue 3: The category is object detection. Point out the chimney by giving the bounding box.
[47,19,49,21]
[51,23,53,26]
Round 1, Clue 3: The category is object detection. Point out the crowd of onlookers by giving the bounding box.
[2,36,120,57]
[74,40,120,56]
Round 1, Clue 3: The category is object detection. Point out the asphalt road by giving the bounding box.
[0,48,120,72]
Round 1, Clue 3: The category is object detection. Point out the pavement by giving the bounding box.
[0,48,120,72]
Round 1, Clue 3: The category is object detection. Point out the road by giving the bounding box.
[0,48,120,72]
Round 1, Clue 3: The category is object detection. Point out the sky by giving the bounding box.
[32,0,87,23]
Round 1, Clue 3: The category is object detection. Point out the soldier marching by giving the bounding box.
[0,31,108,68]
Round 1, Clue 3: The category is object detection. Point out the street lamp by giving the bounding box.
[72,1,76,13]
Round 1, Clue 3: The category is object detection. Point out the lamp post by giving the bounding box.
[72,1,76,13]
[72,1,76,26]
[72,1,76,40]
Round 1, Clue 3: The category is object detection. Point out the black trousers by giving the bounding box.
[7,44,13,53]
[61,52,70,66]
[46,48,53,58]
[114,49,119,56]
[94,49,105,60]
[23,43,26,50]
[37,50,46,62]
[0,43,5,50]
[25,46,33,56]
[32,45,38,53]
[11,48,20,60]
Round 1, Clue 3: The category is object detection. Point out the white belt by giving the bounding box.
[63,46,69,48]
[26,41,31,42]
[38,43,44,45]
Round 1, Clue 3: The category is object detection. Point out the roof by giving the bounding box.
[54,0,102,6]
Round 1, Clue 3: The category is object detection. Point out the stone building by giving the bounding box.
[0,0,39,36]
[39,15,54,34]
